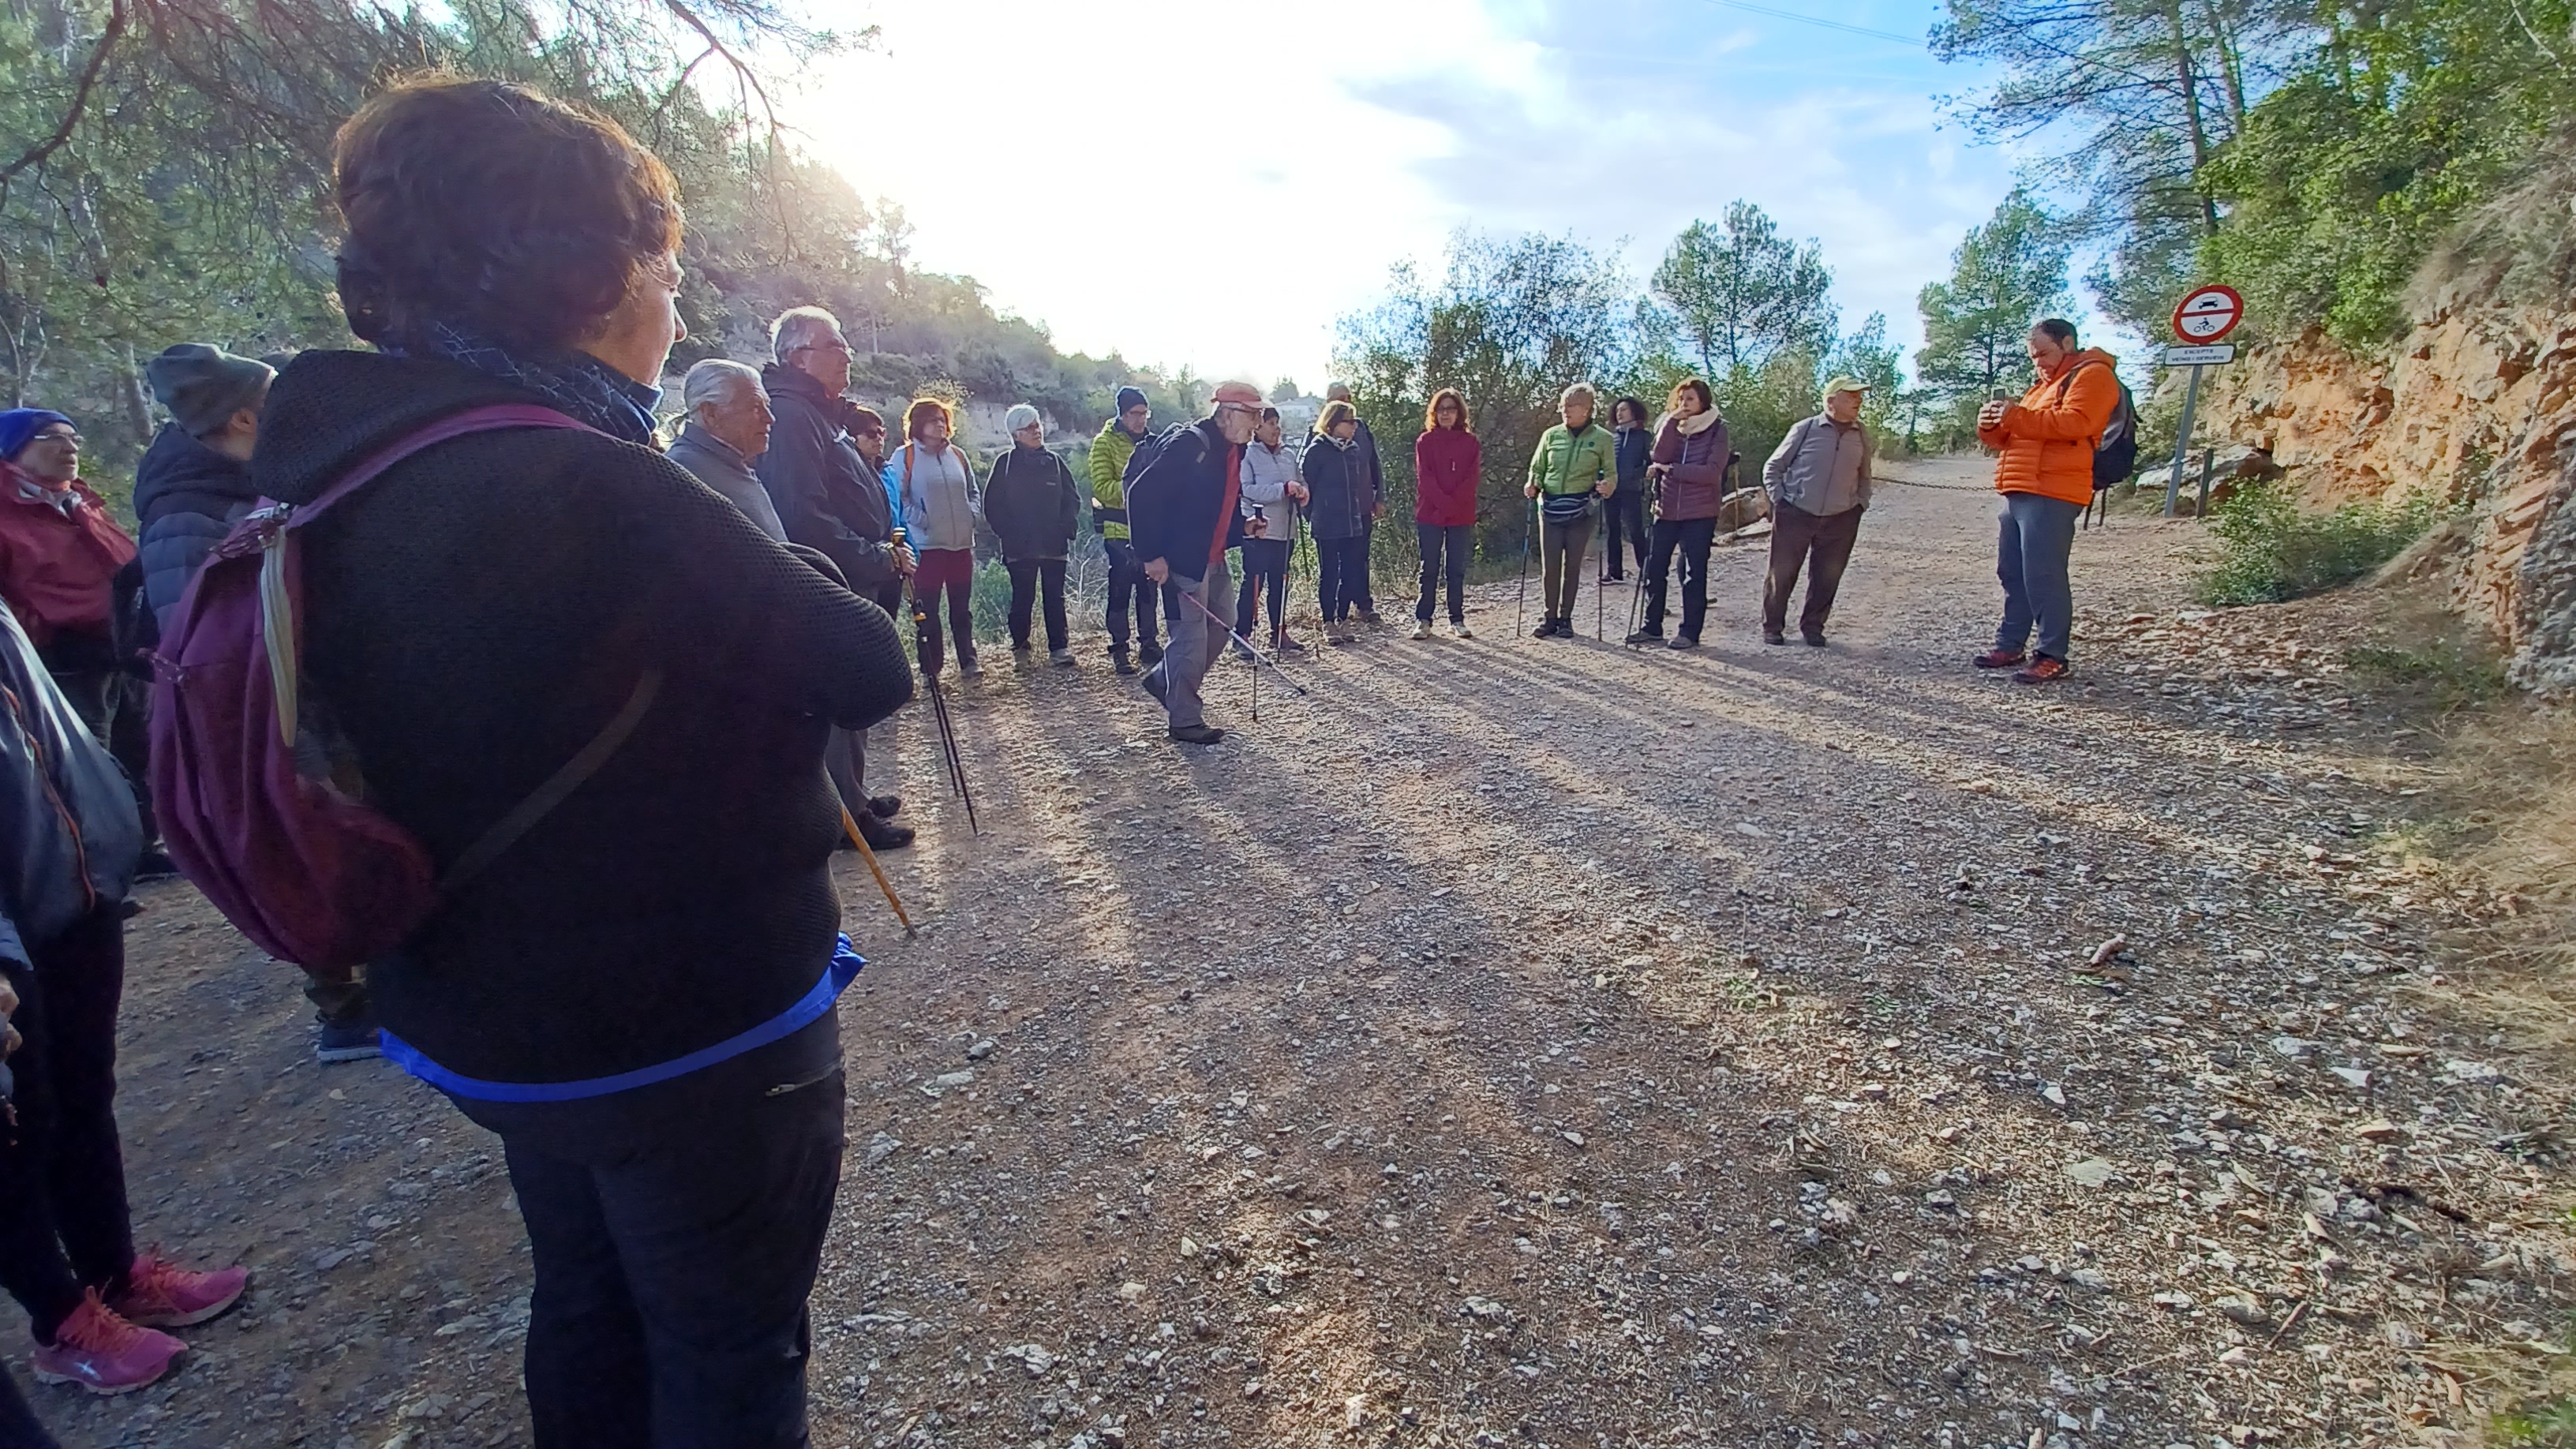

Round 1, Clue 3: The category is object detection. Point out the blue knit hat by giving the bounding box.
[1114,386,1148,415]
[0,410,73,462]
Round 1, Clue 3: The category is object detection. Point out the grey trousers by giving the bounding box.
[1148,560,1233,729]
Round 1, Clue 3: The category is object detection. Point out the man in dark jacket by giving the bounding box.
[1130,383,1265,745]
[982,404,1082,664]
[754,306,914,851]
[1324,383,1385,625]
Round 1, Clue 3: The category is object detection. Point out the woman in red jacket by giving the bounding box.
[1410,388,1480,639]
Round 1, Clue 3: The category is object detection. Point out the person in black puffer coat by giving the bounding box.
[268,77,914,1448]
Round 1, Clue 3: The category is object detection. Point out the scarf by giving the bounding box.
[402,324,663,446]
[1653,407,1724,437]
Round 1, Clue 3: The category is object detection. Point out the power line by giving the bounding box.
[1699,0,1926,47]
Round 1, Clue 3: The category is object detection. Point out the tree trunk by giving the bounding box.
[2162,0,2222,234]
[121,344,151,440]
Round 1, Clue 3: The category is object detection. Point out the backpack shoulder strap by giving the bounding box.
[292,404,591,524]
[438,668,663,894]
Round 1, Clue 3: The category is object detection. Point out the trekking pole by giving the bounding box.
[1623,536,1645,646]
[1515,496,1534,637]
[1595,521,1605,642]
[837,806,916,935]
[907,582,981,837]
[1174,583,1309,696]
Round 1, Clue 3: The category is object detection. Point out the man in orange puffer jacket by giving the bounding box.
[1971,318,2120,684]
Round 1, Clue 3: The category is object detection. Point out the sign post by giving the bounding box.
[2161,285,2244,517]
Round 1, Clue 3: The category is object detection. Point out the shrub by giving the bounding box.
[2197,481,2440,605]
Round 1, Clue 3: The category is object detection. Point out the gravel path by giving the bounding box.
[24,456,2570,1449]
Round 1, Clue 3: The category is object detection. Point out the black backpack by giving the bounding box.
[2059,361,2139,491]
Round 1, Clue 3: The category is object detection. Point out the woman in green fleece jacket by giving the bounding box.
[1522,382,1619,637]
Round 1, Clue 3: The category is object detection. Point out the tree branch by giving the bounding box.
[1,0,130,190]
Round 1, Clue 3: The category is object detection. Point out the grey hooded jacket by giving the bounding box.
[0,599,138,949]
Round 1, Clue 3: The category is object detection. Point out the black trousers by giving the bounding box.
[1353,518,1376,612]
[1601,489,1649,578]
[0,1364,59,1447]
[1414,522,1470,623]
[0,912,136,1343]
[503,1067,847,1449]
[1103,540,1161,652]
[1236,539,1290,639]
[1004,558,1069,652]
[1315,536,1366,622]
[1642,517,1717,640]
[1765,502,1865,635]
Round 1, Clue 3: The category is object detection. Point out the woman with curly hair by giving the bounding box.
[265,77,914,1445]
[1410,387,1479,638]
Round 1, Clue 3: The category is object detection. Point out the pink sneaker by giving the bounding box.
[30,1290,184,1395]
[109,1249,248,1327]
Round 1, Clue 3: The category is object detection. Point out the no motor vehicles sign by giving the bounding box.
[2172,285,2245,343]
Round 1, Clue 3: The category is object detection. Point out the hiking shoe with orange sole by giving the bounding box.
[2012,655,2072,685]
[110,1249,248,1328]
[1972,648,2027,669]
[31,1291,184,1395]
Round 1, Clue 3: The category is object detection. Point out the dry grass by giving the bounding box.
[2410,700,2576,1054]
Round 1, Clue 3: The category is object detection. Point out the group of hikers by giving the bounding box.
[0,75,2127,1448]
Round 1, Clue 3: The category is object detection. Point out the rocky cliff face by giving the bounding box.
[2201,306,2576,690]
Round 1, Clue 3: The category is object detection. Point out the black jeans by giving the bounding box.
[1236,539,1289,640]
[1103,540,1162,652]
[1315,536,1366,622]
[1601,489,1649,578]
[1643,517,1717,639]
[1414,522,1470,623]
[1765,502,1864,636]
[1353,518,1377,612]
[1005,558,1069,652]
[0,1364,60,1447]
[0,912,136,1343]
[500,1064,848,1449]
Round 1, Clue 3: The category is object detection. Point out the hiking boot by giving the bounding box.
[2012,655,2072,685]
[1667,635,1700,650]
[1598,572,1623,585]
[1451,621,1473,639]
[1138,642,1164,667]
[1802,628,1828,647]
[1168,723,1226,746]
[1272,631,1305,655]
[31,1292,182,1395]
[1762,628,1788,646]
[1973,648,2027,670]
[1549,618,1578,639]
[1625,627,1662,646]
[957,652,983,680]
[110,1251,247,1329]
[316,1014,380,1064]
[867,795,903,819]
[1049,649,1076,668]
[1409,620,1432,639]
[1230,639,1256,662]
[1110,646,1136,676]
[133,848,180,884]
[857,812,915,852]
[1530,618,1558,639]
[1010,642,1032,662]
[1357,609,1383,627]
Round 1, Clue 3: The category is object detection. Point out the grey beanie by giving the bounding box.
[146,343,275,437]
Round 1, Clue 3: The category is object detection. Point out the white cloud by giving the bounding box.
[784,0,2022,388]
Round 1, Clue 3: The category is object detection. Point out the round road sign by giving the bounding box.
[2172,284,2245,343]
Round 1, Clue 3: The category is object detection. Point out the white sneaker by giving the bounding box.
[1409,620,1432,639]
[1452,622,1474,638]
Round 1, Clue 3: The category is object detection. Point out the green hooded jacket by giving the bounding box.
[1526,421,1619,496]
[1088,418,1147,541]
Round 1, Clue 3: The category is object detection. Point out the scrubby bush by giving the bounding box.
[2198,481,2440,605]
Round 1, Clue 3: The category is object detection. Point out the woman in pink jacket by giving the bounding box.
[1410,388,1481,639]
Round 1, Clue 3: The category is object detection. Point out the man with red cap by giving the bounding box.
[1128,381,1267,745]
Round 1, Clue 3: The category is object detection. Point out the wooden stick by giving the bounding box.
[840,807,916,935]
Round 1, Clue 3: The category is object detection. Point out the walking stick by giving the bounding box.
[905,566,981,837]
[1623,530,1646,647]
[1595,519,1605,641]
[838,806,916,935]
[1515,496,1534,637]
[1173,582,1309,696]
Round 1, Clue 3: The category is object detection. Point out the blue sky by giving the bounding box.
[792,0,2028,391]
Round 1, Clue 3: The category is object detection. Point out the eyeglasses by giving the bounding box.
[793,340,855,358]
[28,430,79,447]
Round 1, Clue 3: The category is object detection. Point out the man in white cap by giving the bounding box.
[1128,381,1267,745]
[1760,375,1874,647]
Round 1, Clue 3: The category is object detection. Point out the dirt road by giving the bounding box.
[25,458,2570,1449]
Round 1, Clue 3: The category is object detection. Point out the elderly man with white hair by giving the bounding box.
[754,305,915,851]
[667,358,784,539]
[980,402,1082,665]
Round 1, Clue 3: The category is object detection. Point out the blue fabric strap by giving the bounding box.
[380,938,867,1103]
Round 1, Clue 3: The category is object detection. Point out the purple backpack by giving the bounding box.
[148,404,661,975]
